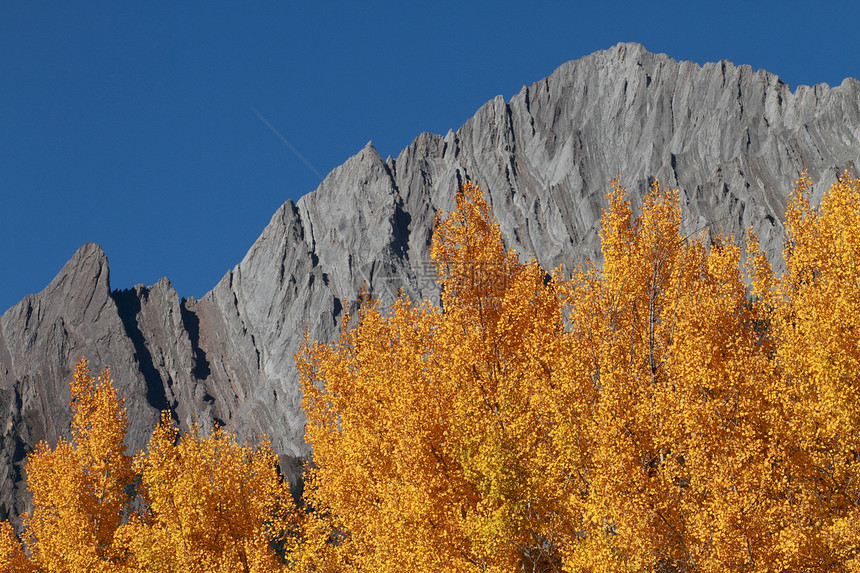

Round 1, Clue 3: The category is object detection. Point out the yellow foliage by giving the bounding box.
[118,413,297,573]
[557,179,785,571]
[4,172,860,572]
[753,172,860,570]
[298,174,860,572]
[297,181,557,571]
[0,521,34,573]
[0,359,297,572]
[121,412,294,573]
[23,358,133,571]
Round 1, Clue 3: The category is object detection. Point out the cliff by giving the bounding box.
[2,43,858,525]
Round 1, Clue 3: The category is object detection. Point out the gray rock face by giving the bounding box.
[0,244,161,525]
[2,43,859,525]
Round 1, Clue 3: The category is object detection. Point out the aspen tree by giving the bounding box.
[297,181,566,571]
[23,359,134,572]
[119,413,296,572]
[558,180,782,571]
[751,172,860,570]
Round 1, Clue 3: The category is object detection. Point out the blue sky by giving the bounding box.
[2,1,858,313]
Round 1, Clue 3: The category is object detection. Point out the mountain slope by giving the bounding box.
[2,42,858,525]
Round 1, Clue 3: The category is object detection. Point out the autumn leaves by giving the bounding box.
[3,173,860,571]
[298,176,860,571]
[1,361,296,572]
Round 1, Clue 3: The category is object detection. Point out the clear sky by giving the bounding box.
[2,1,858,313]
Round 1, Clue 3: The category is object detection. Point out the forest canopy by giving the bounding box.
[3,173,860,572]
[297,175,860,572]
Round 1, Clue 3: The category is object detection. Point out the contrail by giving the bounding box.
[251,107,324,181]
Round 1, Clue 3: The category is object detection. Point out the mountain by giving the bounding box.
[1,42,858,526]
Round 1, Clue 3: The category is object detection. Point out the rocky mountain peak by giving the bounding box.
[2,45,859,527]
[44,242,110,308]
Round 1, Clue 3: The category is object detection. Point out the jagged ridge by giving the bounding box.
[1,43,858,526]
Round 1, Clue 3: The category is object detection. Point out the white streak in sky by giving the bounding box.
[251,107,324,181]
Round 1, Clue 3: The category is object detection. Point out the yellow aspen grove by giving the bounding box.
[0,358,298,572]
[4,174,860,572]
[297,175,860,572]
